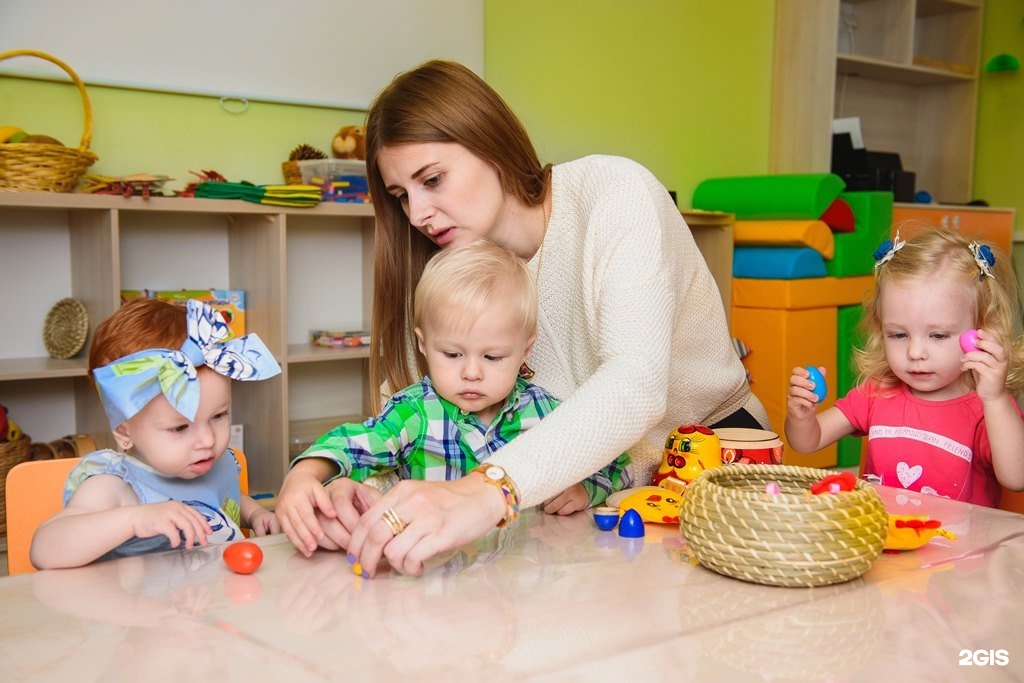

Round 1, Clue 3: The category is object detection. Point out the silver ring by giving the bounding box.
[382,507,406,536]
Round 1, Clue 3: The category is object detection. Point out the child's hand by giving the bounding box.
[132,501,212,549]
[542,483,589,516]
[248,506,282,536]
[963,328,1010,403]
[316,478,384,550]
[787,366,823,419]
[276,464,338,557]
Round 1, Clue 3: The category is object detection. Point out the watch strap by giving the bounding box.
[471,465,521,528]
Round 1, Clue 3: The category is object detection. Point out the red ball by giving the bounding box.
[223,541,263,575]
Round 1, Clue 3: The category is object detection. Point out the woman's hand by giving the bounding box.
[346,474,506,578]
[541,483,589,515]
[275,459,339,557]
[315,478,385,550]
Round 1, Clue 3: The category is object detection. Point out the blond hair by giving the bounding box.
[855,226,1024,392]
[365,59,550,411]
[414,239,537,340]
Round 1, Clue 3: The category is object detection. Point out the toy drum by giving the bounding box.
[716,428,784,465]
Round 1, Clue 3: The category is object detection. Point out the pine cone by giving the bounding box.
[288,144,328,161]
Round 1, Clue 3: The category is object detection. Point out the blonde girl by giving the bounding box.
[786,227,1024,507]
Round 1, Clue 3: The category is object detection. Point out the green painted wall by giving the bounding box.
[483,0,776,208]
[0,3,776,204]
[2,0,1010,232]
[0,76,362,188]
[975,1,1023,234]
[974,0,1024,303]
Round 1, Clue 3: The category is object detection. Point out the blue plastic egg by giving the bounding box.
[593,507,620,531]
[617,508,645,538]
[805,366,827,404]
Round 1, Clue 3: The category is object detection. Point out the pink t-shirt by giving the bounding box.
[834,382,1020,507]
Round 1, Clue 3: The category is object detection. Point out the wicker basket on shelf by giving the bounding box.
[680,464,888,588]
[0,49,98,192]
[0,435,32,536]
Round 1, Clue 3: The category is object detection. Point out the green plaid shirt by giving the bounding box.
[294,375,632,506]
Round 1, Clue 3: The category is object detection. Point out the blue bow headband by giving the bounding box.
[93,299,281,428]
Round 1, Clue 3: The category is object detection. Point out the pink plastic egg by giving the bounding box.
[959,329,979,353]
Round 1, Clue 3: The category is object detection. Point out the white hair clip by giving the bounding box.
[872,233,906,270]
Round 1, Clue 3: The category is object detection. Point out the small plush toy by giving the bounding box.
[332,125,366,160]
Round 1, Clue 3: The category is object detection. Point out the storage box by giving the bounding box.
[297,159,366,184]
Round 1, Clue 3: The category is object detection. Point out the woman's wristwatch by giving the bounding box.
[470,464,521,528]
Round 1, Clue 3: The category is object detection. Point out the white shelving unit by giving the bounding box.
[0,192,375,492]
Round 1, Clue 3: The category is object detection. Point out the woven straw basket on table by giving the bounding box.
[680,464,888,587]
[0,49,98,192]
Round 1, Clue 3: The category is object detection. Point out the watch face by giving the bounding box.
[484,466,504,481]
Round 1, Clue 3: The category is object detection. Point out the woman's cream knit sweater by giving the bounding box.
[487,155,768,508]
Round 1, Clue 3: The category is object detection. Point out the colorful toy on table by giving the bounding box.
[652,424,723,489]
[223,541,264,574]
[884,515,957,551]
[717,427,785,465]
[959,329,980,353]
[606,487,682,525]
[617,508,645,538]
[803,365,827,404]
[593,506,620,531]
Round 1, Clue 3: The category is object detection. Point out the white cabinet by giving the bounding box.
[0,192,374,492]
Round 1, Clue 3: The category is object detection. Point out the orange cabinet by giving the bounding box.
[893,204,1016,257]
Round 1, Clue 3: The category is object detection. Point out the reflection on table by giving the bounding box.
[0,485,1022,681]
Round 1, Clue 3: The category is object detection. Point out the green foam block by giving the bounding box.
[825,191,894,277]
[836,304,865,395]
[692,173,845,220]
[837,436,863,468]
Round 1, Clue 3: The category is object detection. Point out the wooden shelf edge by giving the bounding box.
[0,356,88,381]
[837,54,975,85]
[286,343,372,363]
[0,192,374,217]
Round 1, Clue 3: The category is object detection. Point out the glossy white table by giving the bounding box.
[1,486,1022,682]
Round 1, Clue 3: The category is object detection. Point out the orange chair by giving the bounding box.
[5,449,249,576]
[999,488,1024,515]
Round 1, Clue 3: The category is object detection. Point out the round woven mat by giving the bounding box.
[42,297,89,359]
